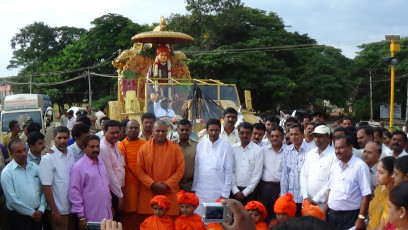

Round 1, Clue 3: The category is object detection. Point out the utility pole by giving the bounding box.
[29,75,32,94]
[406,79,408,121]
[88,67,92,106]
[369,69,373,121]
[385,34,401,131]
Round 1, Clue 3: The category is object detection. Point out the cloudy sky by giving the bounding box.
[0,0,407,78]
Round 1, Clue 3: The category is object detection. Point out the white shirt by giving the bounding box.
[192,137,233,216]
[220,127,239,146]
[66,117,76,130]
[255,141,268,147]
[231,141,263,196]
[300,145,336,204]
[95,131,104,139]
[153,102,175,118]
[261,144,286,182]
[395,149,408,158]
[327,155,371,211]
[39,146,75,214]
[67,142,85,162]
[353,148,363,159]
[303,139,317,150]
[382,144,392,157]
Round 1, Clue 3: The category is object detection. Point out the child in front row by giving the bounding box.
[175,190,205,230]
[140,195,174,230]
[245,201,268,230]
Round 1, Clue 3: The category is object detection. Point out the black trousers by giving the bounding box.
[328,208,360,230]
[258,180,280,224]
[8,210,42,230]
[230,186,258,206]
[111,191,122,222]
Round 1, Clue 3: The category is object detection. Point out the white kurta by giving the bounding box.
[300,145,336,209]
[192,138,233,216]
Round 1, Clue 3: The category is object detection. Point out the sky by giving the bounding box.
[0,0,407,78]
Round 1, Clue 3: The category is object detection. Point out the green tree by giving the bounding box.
[169,5,351,112]
[349,38,408,121]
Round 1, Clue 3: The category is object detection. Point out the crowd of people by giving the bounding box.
[1,106,408,230]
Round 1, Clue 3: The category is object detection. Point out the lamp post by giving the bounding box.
[385,34,400,130]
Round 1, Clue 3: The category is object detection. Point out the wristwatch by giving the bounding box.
[358,214,365,220]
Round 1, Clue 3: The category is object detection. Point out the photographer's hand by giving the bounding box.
[220,199,256,230]
[101,219,122,230]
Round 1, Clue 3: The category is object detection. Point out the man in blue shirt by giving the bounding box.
[1,138,46,230]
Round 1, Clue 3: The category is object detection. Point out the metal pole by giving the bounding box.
[88,68,92,106]
[390,40,395,130]
[370,70,373,121]
[406,79,408,121]
[29,75,32,94]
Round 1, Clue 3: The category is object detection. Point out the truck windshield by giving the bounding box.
[2,111,43,132]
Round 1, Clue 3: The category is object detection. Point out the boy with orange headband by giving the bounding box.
[269,193,297,227]
[175,190,204,230]
[245,201,268,230]
[140,195,174,230]
[301,199,324,220]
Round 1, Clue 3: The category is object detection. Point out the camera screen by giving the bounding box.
[206,206,224,220]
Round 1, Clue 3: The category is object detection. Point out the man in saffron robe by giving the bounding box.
[136,120,185,221]
[117,120,146,230]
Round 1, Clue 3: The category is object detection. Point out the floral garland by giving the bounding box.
[153,56,171,78]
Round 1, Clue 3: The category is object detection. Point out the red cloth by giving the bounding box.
[245,201,268,222]
[175,214,204,230]
[150,195,171,209]
[301,200,324,219]
[177,190,199,207]
[140,215,174,230]
[274,193,297,217]
[255,222,269,230]
[205,223,223,230]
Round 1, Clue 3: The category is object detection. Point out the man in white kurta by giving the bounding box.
[192,119,233,216]
[300,125,336,210]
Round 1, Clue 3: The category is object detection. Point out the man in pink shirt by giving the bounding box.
[69,135,112,229]
[98,120,125,221]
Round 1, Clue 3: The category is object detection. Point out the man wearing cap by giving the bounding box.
[300,124,335,210]
[153,95,175,118]
[19,117,34,143]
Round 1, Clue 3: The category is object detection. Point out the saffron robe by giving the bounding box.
[140,215,174,230]
[175,214,204,230]
[205,223,223,230]
[255,222,268,230]
[118,138,146,212]
[136,137,185,215]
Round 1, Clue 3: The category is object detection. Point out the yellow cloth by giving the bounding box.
[367,185,390,230]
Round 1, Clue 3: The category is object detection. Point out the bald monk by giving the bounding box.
[136,120,185,222]
[175,190,204,230]
[140,195,174,230]
[117,119,146,230]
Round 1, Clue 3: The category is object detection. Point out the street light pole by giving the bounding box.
[385,35,400,130]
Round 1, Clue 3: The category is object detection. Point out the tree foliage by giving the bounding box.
[7,2,355,114]
[349,38,408,121]
[169,4,352,112]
